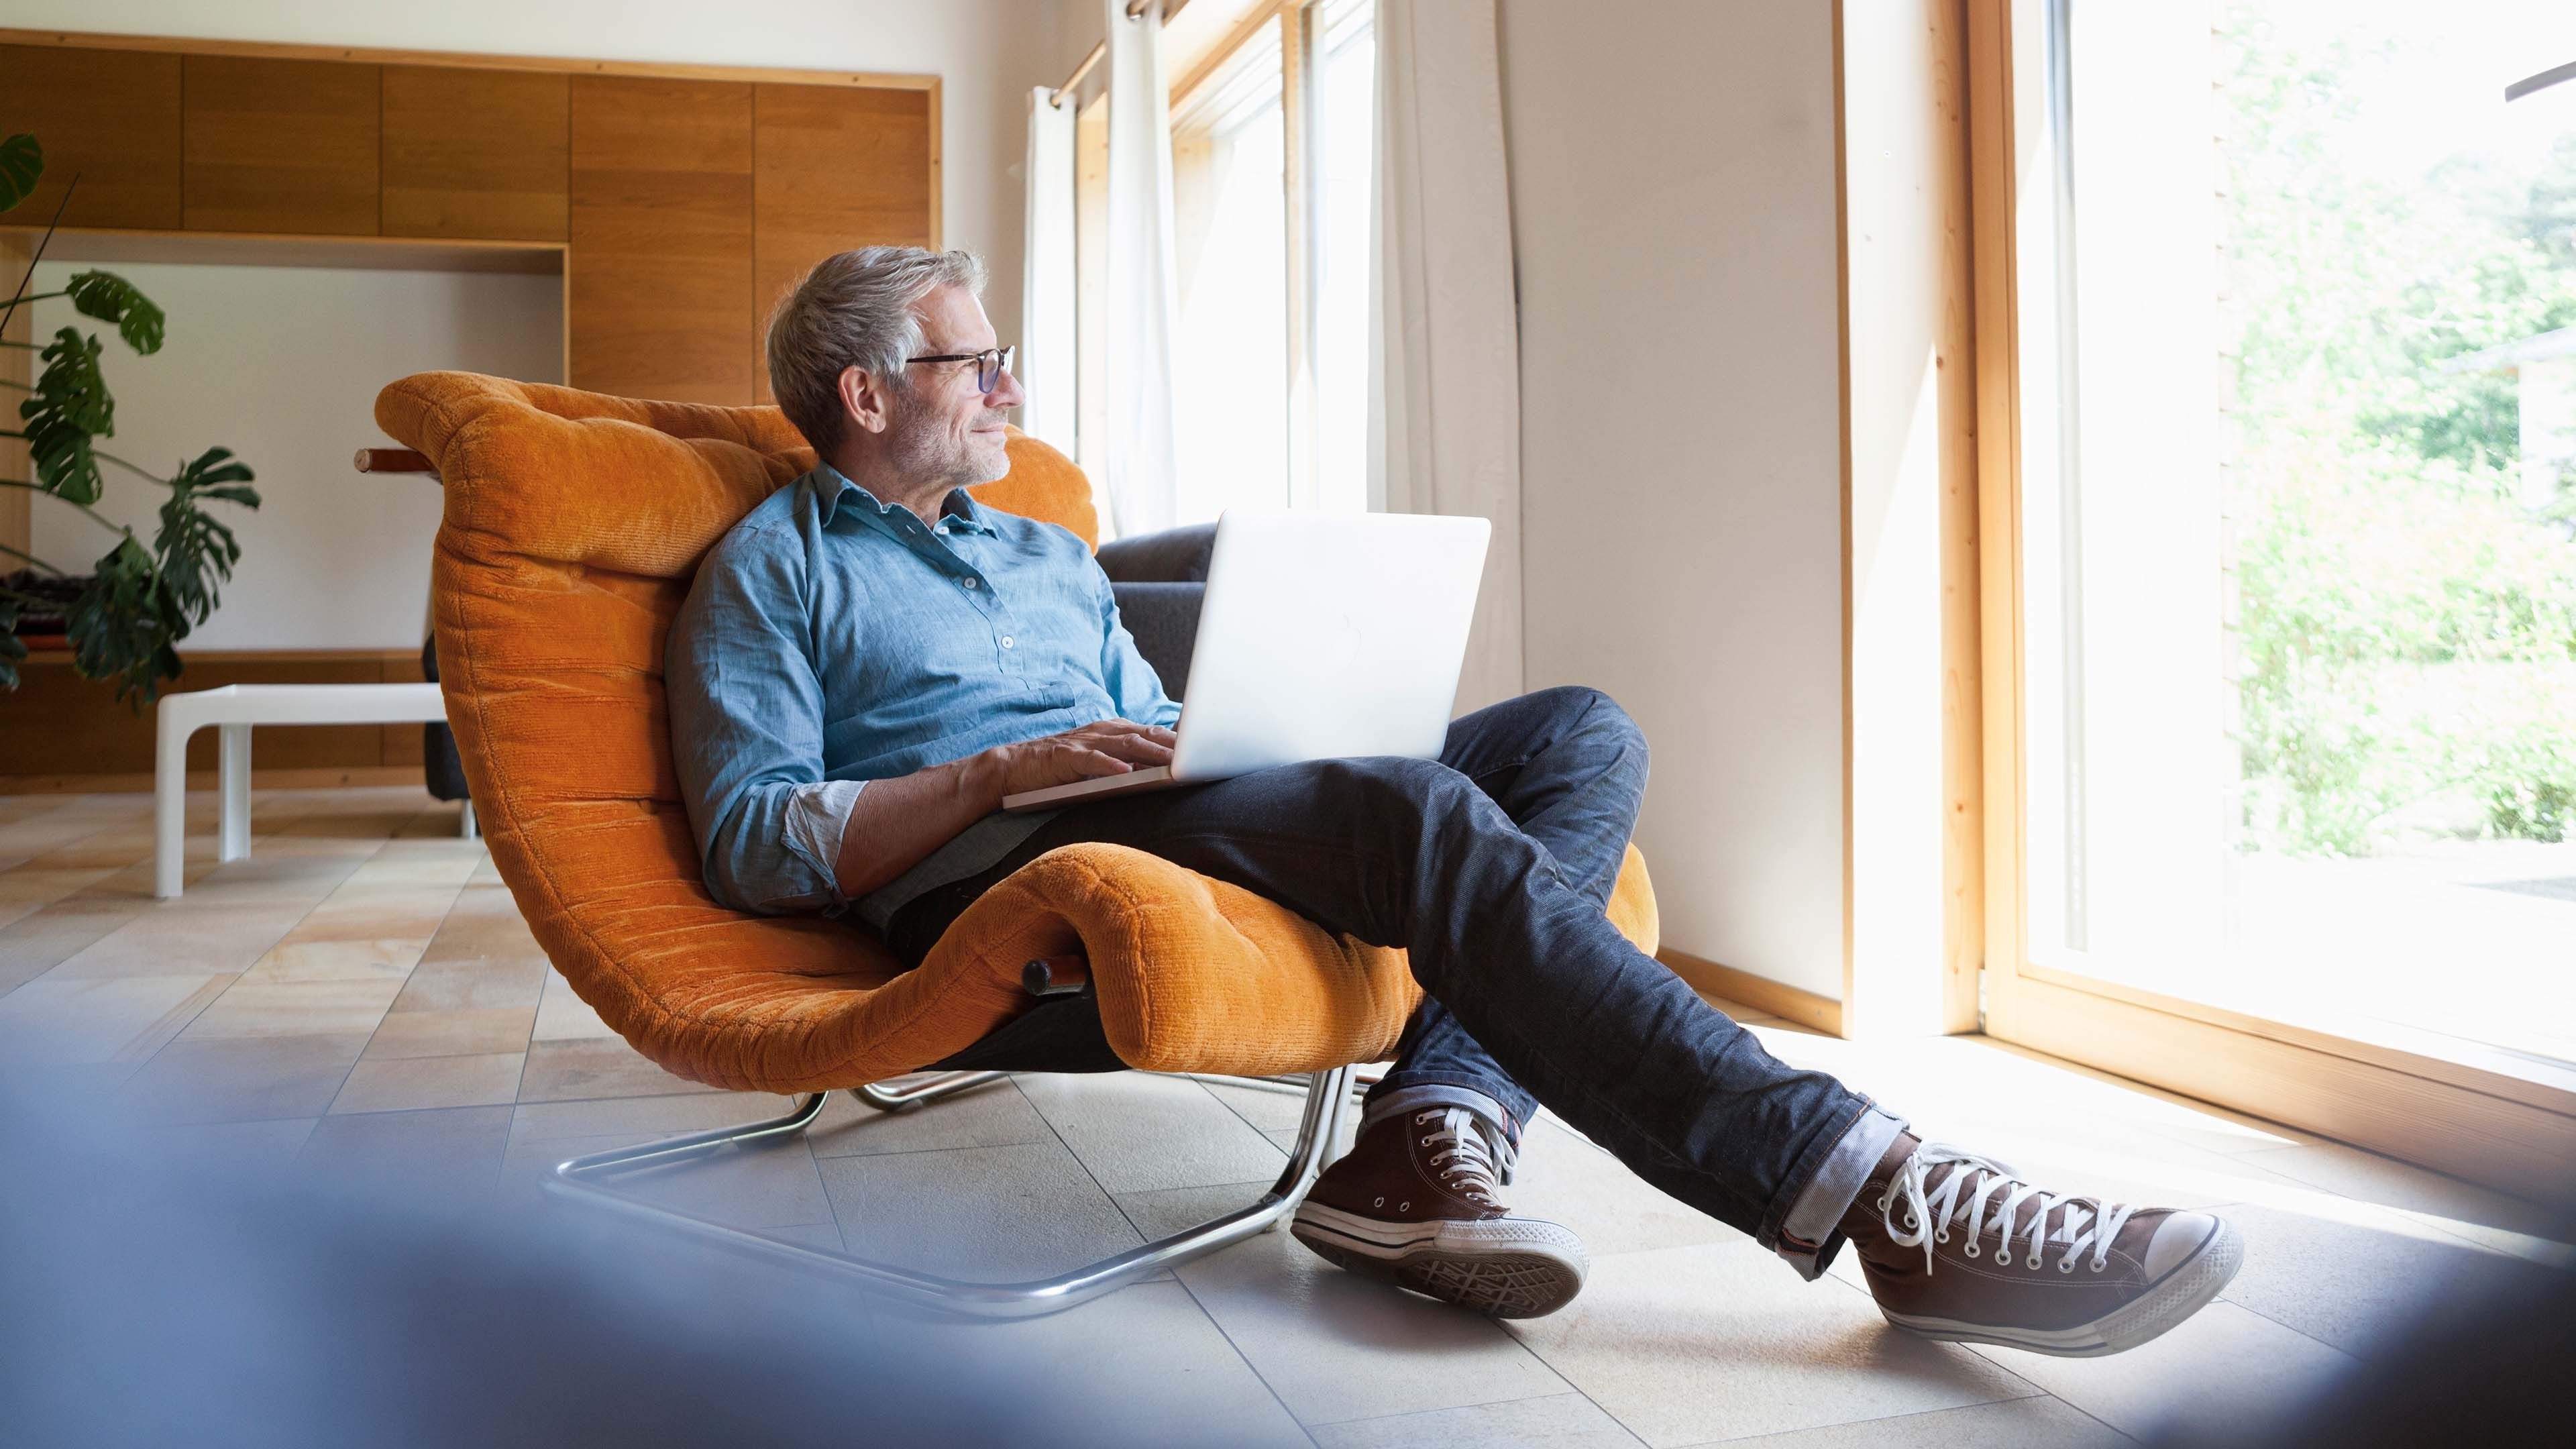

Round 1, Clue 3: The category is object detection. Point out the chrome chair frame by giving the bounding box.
[545,1065,1356,1320]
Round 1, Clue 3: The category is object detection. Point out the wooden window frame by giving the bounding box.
[1963,0,2576,1203]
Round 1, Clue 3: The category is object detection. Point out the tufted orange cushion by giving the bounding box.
[376,371,1658,1093]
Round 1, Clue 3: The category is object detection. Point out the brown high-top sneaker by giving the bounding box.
[1841,1134,2243,1357]
[1291,1106,1588,1318]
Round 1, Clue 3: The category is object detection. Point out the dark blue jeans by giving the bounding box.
[883,686,1876,1258]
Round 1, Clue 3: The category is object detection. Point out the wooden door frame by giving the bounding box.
[1964,0,2576,1204]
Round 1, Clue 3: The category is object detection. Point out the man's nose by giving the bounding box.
[988,364,1028,411]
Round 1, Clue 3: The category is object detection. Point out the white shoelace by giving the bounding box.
[1415,1108,1515,1205]
[1878,1142,2137,1276]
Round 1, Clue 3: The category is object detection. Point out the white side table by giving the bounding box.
[154,682,458,899]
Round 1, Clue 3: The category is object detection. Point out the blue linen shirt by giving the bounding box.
[666,464,1181,926]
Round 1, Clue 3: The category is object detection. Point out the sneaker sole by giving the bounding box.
[1879,1217,2245,1358]
[1290,1203,1589,1318]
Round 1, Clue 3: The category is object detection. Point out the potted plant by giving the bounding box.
[1,131,260,704]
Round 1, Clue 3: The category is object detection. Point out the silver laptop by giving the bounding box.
[1001,509,1491,812]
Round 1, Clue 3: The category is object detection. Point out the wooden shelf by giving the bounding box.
[0,224,564,274]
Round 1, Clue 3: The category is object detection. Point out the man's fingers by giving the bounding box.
[1064,746,1132,777]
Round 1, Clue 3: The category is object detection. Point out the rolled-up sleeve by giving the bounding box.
[666,527,863,914]
[1095,566,1182,728]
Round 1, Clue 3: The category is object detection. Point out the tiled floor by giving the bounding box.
[1,786,2566,1447]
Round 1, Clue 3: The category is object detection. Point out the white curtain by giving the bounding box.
[1103,0,1183,537]
[1020,86,1078,455]
[1370,0,1524,716]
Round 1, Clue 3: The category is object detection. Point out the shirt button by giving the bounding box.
[962,577,979,590]
[1002,635,1015,649]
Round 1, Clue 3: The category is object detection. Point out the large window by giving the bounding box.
[1165,0,1376,526]
[1982,0,2576,1189]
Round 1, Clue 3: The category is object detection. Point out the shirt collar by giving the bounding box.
[808,463,995,537]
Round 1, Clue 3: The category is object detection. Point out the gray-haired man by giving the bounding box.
[664,245,2243,1354]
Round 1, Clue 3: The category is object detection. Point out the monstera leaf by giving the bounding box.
[70,537,187,706]
[0,597,23,692]
[64,271,164,355]
[156,446,260,627]
[18,327,111,504]
[0,133,38,214]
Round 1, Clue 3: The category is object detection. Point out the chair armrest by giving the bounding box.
[1096,522,1217,584]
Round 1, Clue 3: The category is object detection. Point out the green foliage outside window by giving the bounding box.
[2220,7,2576,851]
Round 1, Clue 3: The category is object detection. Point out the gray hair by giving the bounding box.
[764,246,987,453]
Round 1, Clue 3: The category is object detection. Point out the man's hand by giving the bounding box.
[975,720,1177,804]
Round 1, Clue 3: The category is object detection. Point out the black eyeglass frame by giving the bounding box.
[904,345,1016,394]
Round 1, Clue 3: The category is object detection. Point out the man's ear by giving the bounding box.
[837,365,894,436]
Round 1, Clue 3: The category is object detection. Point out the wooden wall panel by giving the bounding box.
[183,56,382,235]
[382,66,570,241]
[750,85,934,400]
[0,45,183,229]
[570,76,755,403]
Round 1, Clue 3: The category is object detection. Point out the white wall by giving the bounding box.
[0,0,1069,356]
[1499,0,1848,998]
[27,260,561,651]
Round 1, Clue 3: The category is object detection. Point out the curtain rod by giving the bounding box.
[1051,0,1191,107]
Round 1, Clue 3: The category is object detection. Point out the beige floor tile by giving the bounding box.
[0,899,152,997]
[1510,1118,1745,1258]
[808,1076,1055,1159]
[1503,1242,2035,1448]
[243,935,435,985]
[115,1031,371,1124]
[898,1281,1311,1448]
[1164,1189,1576,1426]
[364,1006,536,1059]
[1685,1395,2131,1449]
[136,1115,323,1177]
[391,957,549,1013]
[506,1130,832,1229]
[0,865,120,930]
[339,841,484,887]
[181,977,405,1040]
[516,1036,702,1103]
[329,1052,527,1114]
[2233,1141,2575,1266]
[508,1090,802,1150]
[1112,1178,1280,1240]
[291,885,464,943]
[1195,1076,1322,1132]
[0,972,232,1063]
[531,969,618,1040]
[160,853,366,906]
[818,1138,1143,1283]
[1314,1393,1648,1449]
[1014,1071,1290,1194]
[2213,1197,2537,1359]
[756,1221,846,1252]
[297,1102,513,1204]
[1966,1301,2352,1443]
[44,902,314,980]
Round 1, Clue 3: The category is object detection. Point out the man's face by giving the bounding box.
[881,284,1025,490]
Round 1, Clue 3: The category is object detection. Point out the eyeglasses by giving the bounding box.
[904,344,1016,394]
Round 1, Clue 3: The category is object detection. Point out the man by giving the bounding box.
[668,246,2243,1355]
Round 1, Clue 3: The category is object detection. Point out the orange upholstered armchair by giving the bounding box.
[372,371,1659,1315]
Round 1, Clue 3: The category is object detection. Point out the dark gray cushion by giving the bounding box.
[1096,522,1217,584]
[1112,581,1203,698]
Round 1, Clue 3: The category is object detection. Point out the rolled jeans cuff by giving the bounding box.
[1771,1104,1909,1281]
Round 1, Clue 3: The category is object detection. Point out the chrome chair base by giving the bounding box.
[545,1065,1356,1320]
